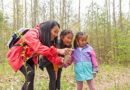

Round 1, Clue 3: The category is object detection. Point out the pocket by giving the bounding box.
[74,63,82,73]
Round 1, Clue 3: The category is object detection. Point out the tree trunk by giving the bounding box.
[25,0,27,27]
[64,0,67,29]
[106,0,112,63]
[78,0,81,31]
[52,0,54,19]
[108,0,112,62]
[67,5,70,29]
[60,0,62,29]
[103,19,106,63]
[90,0,94,46]
[1,0,3,10]
[31,0,33,27]
[21,0,24,27]
[105,0,108,22]
[119,0,123,30]
[113,0,116,27]
[50,0,52,20]
[13,0,16,31]
[95,9,100,63]
[61,0,65,30]
[16,0,19,29]
[33,0,38,27]
[66,1,71,29]
[113,0,116,61]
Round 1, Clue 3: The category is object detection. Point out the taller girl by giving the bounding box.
[65,32,98,90]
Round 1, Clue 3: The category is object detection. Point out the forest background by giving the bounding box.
[0,0,130,89]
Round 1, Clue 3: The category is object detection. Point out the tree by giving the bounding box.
[13,0,16,31]
[16,0,19,29]
[78,0,81,31]
[61,0,65,30]
[25,0,27,27]
[119,0,123,30]
[32,0,38,27]
[49,0,54,20]
[112,0,117,61]
[113,0,116,27]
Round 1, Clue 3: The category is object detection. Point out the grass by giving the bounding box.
[106,83,130,90]
[0,63,130,90]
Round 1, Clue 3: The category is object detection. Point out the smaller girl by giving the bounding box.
[65,32,98,90]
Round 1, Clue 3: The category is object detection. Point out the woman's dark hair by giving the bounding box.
[74,32,88,48]
[39,20,60,47]
[59,29,73,48]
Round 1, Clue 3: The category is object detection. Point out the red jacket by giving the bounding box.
[7,26,62,72]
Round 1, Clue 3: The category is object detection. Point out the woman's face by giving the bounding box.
[61,33,73,46]
[51,25,59,41]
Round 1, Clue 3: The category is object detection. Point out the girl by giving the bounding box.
[7,20,71,90]
[64,32,98,90]
[39,30,73,90]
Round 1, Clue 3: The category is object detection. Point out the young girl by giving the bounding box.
[39,30,73,90]
[64,32,98,90]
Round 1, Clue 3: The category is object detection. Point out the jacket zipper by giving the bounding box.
[80,49,85,75]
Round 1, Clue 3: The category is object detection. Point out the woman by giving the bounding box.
[7,20,71,90]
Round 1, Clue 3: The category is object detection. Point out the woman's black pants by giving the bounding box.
[46,64,62,90]
[20,58,35,90]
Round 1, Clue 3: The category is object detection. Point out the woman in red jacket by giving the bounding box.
[7,20,70,90]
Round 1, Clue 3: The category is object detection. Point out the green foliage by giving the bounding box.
[0,11,10,63]
[0,11,4,22]
[82,2,130,65]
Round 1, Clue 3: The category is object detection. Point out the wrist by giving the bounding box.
[60,58,64,63]
[56,49,59,54]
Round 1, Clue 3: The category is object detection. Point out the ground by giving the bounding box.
[0,64,130,90]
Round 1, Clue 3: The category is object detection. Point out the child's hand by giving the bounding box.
[64,55,71,64]
[93,73,96,78]
[68,48,74,54]
[68,55,71,62]
[58,65,63,68]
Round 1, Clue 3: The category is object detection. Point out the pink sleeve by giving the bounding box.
[90,49,98,68]
[64,54,73,68]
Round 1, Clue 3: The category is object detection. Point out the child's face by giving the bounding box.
[61,33,73,46]
[77,35,87,48]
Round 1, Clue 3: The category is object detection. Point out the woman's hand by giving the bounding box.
[56,48,73,55]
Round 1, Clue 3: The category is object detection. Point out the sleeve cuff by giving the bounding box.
[93,68,99,73]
